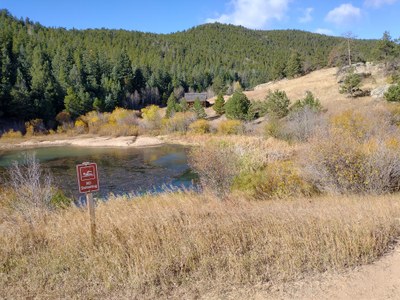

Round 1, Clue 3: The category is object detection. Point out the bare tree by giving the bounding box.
[8,153,54,221]
[342,31,357,66]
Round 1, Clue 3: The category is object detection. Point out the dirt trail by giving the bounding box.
[263,245,400,300]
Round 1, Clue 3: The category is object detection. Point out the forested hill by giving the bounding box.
[0,9,379,122]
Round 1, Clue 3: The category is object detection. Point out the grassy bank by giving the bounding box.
[1,192,400,299]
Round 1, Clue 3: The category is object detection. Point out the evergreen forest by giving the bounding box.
[0,9,381,124]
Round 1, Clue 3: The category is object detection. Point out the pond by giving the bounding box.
[0,144,198,199]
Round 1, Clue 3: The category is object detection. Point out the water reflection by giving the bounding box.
[0,145,198,199]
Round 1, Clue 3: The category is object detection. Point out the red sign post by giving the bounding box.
[76,162,99,246]
[77,162,99,193]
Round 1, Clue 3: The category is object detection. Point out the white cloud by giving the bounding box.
[205,0,291,29]
[315,28,334,36]
[364,0,398,8]
[299,7,314,23]
[325,3,362,26]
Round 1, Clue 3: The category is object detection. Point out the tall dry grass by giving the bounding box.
[1,192,400,299]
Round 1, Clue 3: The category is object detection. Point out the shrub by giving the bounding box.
[188,142,240,197]
[283,107,325,142]
[50,189,72,209]
[330,110,372,141]
[1,129,23,139]
[264,116,282,139]
[291,91,322,112]
[162,112,197,133]
[303,111,400,194]
[265,90,290,118]
[339,71,362,97]
[74,119,87,134]
[189,119,210,134]
[108,107,138,125]
[224,91,250,120]
[55,111,72,125]
[82,111,103,134]
[233,161,314,199]
[247,100,269,120]
[7,153,54,222]
[25,119,47,136]
[141,105,162,130]
[217,120,244,135]
[385,84,400,102]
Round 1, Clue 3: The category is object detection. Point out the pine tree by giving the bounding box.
[0,41,16,117]
[192,98,207,119]
[374,31,396,65]
[286,51,303,78]
[179,98,189,112]
[166,92,178,118]
[213,93,225,115]
[10,68,32,119]
[265,90,290,118]
[64,87,84,118]
[30,47,59,120]
[224,91,250,120]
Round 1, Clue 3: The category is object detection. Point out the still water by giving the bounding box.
[0,145,198,199]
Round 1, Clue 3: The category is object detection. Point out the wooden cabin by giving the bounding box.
[183,93,208,107]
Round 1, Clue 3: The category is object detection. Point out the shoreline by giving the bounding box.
[0,135,165,150]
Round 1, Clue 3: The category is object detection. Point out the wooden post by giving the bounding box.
[86,192,96,246]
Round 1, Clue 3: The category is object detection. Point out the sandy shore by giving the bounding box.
[0,135,165,149]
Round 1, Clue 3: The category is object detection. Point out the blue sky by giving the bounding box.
[2,0,399,39]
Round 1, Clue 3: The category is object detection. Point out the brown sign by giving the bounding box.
[76,162,99,193]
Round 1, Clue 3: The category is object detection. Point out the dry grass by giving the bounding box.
[242,67,380,115]
[1,192,400,299]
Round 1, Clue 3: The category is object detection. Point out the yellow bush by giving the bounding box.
[330,110,372,141]
[189,119,210,134]
[81,111,103,134]
[74,119,87,134]
[1,129,23,139]
[140,105,162,131]
[109,107,137,125]
[217,120,243,135]
[233,161,314,199]
[74,119,86,128]
[141,105,160,122]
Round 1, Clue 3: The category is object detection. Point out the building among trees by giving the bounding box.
[184,93,208,107]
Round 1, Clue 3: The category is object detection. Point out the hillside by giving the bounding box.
[244,65,386,113]
[0,9,380,123]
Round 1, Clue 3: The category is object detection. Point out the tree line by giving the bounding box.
[0,9,389,125]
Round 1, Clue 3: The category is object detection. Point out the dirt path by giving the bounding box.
[264,245,400,300]
[206,245,400,300]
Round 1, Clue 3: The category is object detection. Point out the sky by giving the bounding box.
[1,0,399,39]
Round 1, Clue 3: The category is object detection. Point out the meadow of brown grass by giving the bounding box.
[1,191,400,299]
[2,66,400,298]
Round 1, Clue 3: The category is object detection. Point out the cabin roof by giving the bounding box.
[184,93,208,102]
